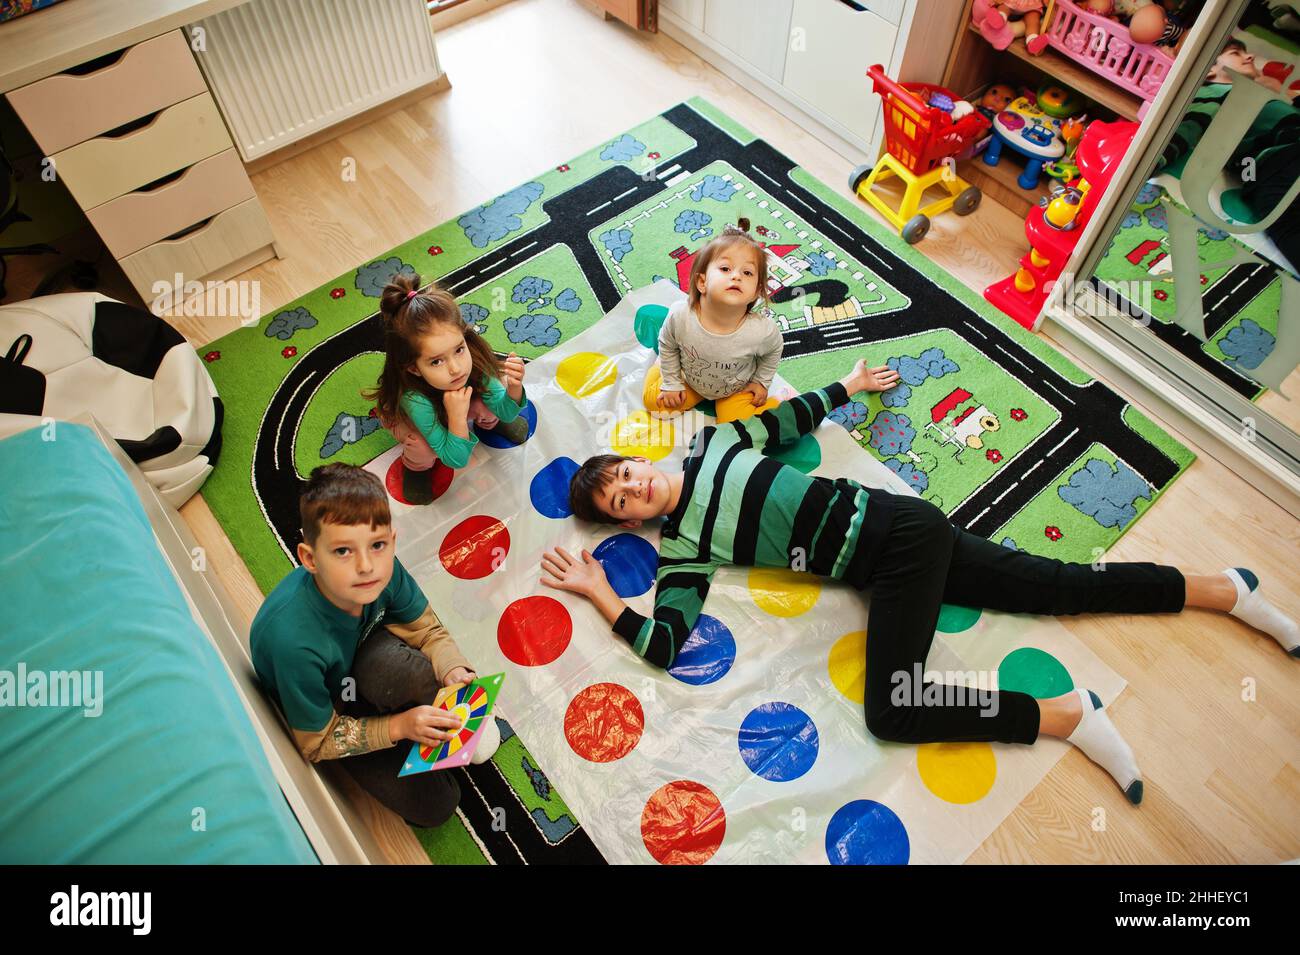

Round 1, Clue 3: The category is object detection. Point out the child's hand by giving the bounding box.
[741,381,769,406]
[443,666,476,687]
[444,385,474,420]
[392,705,463,746]
[657,388,685,410]
[502,352,526,398]
[540,546,608,598]
[850,359,900,394]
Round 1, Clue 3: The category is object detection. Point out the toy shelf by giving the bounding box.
[974,24,1145,122]
[957,148,1053,220]
[945,5,1147,220]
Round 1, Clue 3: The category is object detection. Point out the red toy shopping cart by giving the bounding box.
[849,64,990,243]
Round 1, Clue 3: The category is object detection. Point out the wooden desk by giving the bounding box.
[0,0,277,309]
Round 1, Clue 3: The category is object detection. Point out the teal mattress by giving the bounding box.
[0,423,317,863]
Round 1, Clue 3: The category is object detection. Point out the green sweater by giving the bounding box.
[612,381,896,668]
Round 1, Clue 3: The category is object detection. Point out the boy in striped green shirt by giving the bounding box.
[540,354,1278,804]
[541,358,900,668]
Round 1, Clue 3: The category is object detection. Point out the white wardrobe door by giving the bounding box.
[703,0,795,82]
[782,0,899,145]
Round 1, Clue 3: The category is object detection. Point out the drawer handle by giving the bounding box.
[137,167,189,193]
[836,0,868,9]
[63,46,129,76]
[161,214,218,243]
[100,108,166,140]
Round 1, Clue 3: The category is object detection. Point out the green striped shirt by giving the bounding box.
[612,381,895,668]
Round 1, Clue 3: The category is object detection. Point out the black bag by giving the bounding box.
[0,334,46,415]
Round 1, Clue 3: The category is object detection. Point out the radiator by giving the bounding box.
[187,0,444,161]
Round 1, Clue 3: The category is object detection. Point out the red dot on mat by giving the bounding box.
[564,683,644,762]
[384,458,453,505]
[641,780,727,866]
[497,595,571,666]
[439,514,509,579]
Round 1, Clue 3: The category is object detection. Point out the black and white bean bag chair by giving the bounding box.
[0,293,222,505]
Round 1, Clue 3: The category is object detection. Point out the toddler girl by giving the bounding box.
[644,219,786,423]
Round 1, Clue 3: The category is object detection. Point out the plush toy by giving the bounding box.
[972,0,1050,54]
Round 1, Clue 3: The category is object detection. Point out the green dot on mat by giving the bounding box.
[634,304,670,352]
[695,399,717,417]
[997,647,1074,699]
[936,604,981,633]
[765,433,821,474]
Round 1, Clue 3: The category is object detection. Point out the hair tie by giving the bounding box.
[406,290,417,301]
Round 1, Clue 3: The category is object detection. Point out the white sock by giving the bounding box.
[1224,568,1300,657]
[1065,689,1143,805]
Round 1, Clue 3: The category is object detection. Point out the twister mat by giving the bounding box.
[416,713,606,865]
[199,97,1196,598]
[368,284,1126,864]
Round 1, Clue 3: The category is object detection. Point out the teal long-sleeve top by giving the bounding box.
[399,375,527,469]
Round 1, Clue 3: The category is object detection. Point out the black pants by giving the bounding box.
[336,631,460,828]
[857,492,1185,745]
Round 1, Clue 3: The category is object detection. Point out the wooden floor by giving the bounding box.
[169,0,1299,864]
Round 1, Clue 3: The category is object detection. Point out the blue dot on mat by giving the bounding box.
[738,702,819,781]
[825,800,910,865]
[668,614,736,685]
[530,457,580,519]
[475,401,538,448]
[591,533,659,598]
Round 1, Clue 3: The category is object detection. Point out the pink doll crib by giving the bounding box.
[1045,0,1174,115]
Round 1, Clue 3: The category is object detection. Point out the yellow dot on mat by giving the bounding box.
[556,352,618,399]
[748,567,822,617]
[916,742,997,804]
[828,630,867,704]
[609,410,675,462]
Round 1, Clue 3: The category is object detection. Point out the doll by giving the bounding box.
[1113,0,1167,44]
[1091,0,1195,50]
[977,83,1016,119]
[973,0,1050,54]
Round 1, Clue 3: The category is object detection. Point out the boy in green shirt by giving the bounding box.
[252,463,498,828]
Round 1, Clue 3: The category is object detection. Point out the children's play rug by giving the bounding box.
[416,714,604,865]
[201,99,1196,863]
[374,285,1127,864]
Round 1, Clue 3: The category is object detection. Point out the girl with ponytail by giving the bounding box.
[364,273,528,504]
